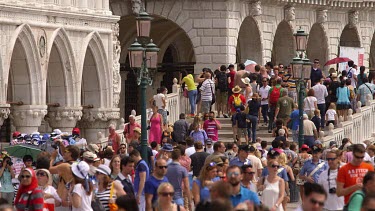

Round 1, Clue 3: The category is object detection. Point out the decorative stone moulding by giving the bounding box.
[348,10,359,28]
[284,5,295,22]
[250,1,262,17]
[316,9,327,24]
[0,104,10,126]
[80,108,120,128]
[45,106,83,130]
[10,105,48,134]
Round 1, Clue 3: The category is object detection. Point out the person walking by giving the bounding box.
[345,171,375,210]
[130,149,150,211]
[123,115,141,144]
[154,183,186,211]
[173,113,190,143]
[275,89,295,126]
[180,70,198,116]
[149,106,163,145]
[247,94,261,143]
[145,158,169,211]
[70,161,94,211]
[203,111,221,142]
[200,72,215,114]
[336,80,351,121]
[215,65,229,118]
[259,78,271,127]
[357,77,375,106]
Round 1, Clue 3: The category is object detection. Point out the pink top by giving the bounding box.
[179,156,191,172]
[203,119,220,141]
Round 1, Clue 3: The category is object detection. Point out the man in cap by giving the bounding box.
[71,128,87,149]
[205,139,214,154]
[82,151,97,176]
[145,158,169,211]
[124,115,141,144]
[299,145,327,184]
[159,143,173,164]
[229,145,251,167]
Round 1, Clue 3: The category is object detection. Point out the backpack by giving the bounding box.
[349,87,355,100]
[232,95,243,108]
[269,86,281,105]
[347,68,353,79]
[216,72,228,92]
[343,190,365,211]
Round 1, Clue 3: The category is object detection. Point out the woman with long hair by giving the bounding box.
[96,164,126,211]
[258,160,285,211]
[295,144,312,201]
[149,105,163,145]
[14,168,44,211]
[37,169,61,209]
[278,153,295,210]
[110,155,121,179]
[154,182,186,211]
[70,161,93,211]
[192,162,219,205]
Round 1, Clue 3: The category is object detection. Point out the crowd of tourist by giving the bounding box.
[1,60,375,211]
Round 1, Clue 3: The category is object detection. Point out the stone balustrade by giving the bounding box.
[322,95,375,146]
[0,0,111,14]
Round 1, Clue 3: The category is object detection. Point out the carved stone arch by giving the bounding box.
[370,31,375,68]
[46,28,77,106]
[6,24,43,105]
[237,16,263,64]
[307,23,329,68]
[79,31,110,108]
[272,20,295,66]
[340,24,361,48]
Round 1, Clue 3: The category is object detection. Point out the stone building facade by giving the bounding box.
[0,0,120,142]
[113,0,375,118]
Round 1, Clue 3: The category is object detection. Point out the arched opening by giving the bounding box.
[119,15,196,117]
[81,48,101,108]
[236,16,263,64]
[340,25,361,47]
[46,44,67,106]
[307,23,329,69]
[370,34,375,68]
[271,21,295,66]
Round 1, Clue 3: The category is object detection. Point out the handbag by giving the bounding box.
[91,196,104,211]
[183,88,188,98]
[210,82,216,105]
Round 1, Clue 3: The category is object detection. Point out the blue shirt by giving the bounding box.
[261,167,289,182]
[290,110,306,130]
[190,129,208,145]
[165,162,188,200]
[230,186,260,207]
[193,177,220,202]
[144,176,168,204]
[299,159,327,183]
[134,160,150,195]
[229,157,251,167]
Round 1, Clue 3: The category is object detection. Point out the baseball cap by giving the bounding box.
[12,131,21,138]
[72,128,80,136]
[239,145,251,152]
[206,139,213,145]
[83,151,97,161]
[312,145,323,153]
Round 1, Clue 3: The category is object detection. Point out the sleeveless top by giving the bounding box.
[261,177,284,211]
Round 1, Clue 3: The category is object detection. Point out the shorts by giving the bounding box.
[157,109,168,125]
[201,101,211,114]
[336,103,351,110]
[216,90,228,105]
[237,128,248,138]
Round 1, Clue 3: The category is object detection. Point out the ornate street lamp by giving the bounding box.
[128,9,159,163]
[291,28,312,148]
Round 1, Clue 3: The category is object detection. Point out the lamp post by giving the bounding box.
[290,28,312,148]
[128,10,159,163]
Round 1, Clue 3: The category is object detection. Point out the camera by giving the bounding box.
[329,188,336,194]
[7,160,13,166]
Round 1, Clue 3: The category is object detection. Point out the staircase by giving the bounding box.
[215,118,275,144]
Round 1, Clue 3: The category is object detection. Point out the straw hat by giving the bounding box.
[331,73,338,78]
[251,93,261,99]
[241,77,251,85]
[232,85,242,94]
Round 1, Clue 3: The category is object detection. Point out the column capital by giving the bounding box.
[0,104,10,126]
[45,106,83,131]
[79,108,120,128]
[10,105,48,134]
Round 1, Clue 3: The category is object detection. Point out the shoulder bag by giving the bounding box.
[210,81,216,105]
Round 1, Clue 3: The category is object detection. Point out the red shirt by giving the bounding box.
[228,93,246,112]
[337,162,374,204]
[228,70,236,89]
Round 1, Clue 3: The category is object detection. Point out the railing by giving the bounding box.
[322,95,375,145]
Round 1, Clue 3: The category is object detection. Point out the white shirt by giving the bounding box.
[312,83,328,104]
[185,147,196,157]
[318,168,345,210]
[258,85,271,105]
[72,184,93,211]
[247,154,263,178]
[303,96,317,111]
[200,79,215,101]
[153,93,165,110]
[326,109,337,121]
[43,185,62,204]
[347,67,358,88]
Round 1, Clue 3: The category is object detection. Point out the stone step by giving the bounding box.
[218,130,274,138]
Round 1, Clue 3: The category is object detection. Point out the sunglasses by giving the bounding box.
[159,192,174,197]
[271,164,280,169]
[157,166,168,169]
[310,198,324,207]
[209,162,217,167]
[262,81,267,82]
[354,154,365,159]
[314,61,320,63]
[227,172,240,177]
[36,172,47,177]
[326,157,337,161]
[245,172,255,175]
[21,175,31,179]
[120,147,126,149]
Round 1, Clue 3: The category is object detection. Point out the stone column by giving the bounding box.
[0,104,10,126]
[45,107,83,132]
[78,108,120,143]
[10,105,48,134]
[95,0,103,12]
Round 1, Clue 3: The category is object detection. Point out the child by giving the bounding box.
[311,109,321,132]
[326,103,338,127]
[235,106,248,145]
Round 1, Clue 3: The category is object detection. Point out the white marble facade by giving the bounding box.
[0,0,120,142]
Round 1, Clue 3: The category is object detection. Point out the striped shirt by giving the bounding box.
[200,79,215,101]
[96,188,111,211]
